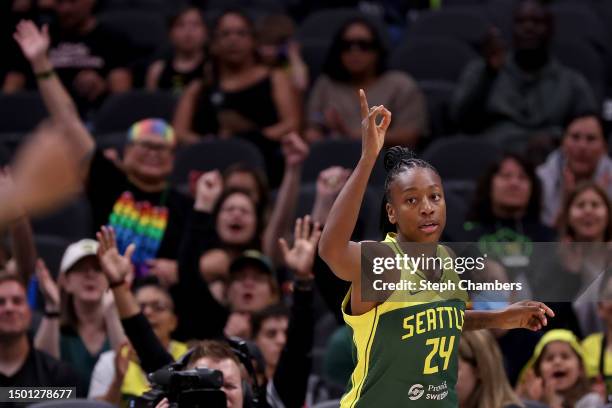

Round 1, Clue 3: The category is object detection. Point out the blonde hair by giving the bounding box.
[459,330,524,408]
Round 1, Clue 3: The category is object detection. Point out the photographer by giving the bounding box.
[155,340,244,408]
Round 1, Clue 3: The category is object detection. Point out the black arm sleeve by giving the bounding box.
[314,253,350,324]
[122,313,173,374]
[451,61,498,133]
[170,210,229,341]
[272,287,315,408]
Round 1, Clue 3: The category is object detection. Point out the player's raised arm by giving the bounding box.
[14,20,94,161]
[318,90,391,282]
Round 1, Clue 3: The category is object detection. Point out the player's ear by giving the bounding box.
[386,202,396,225]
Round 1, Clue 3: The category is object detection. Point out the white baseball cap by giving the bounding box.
[59,239,100,275]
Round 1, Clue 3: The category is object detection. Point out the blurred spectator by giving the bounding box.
[199,187,263,287]
[173,9,300,186]
[537,114,612,227]
[306,18,427,147]
[0,274,81,403]
[251,304,288,381]
[223,163,270,219]
[14,21,191,277]
[457,330,524,408]
[33,240,125,392]
[195,133,308,285]
[4,0,132,118]
[88,279,187,405]
[146,6,207,94]
[256,14,309,95]
[452,0,597,138]
[557,181,612,336]
[462,153,556,244]
[582,272,612,403]
[516,329,604,408]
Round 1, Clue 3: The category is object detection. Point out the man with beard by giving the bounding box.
[452,0,597,137]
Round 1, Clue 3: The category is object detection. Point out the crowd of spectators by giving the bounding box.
[1,0,612,407]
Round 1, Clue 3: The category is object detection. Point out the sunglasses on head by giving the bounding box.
[340,39,376,52]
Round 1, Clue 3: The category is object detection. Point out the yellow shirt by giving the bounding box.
[582,333,612,379]
[121,340,188,397]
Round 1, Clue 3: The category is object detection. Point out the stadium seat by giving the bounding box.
[0,92,48,132]
[92,91,178,134]
[301,140,386,186]
[31,196,93,241]
[550,3,610,54]
[297,9,389,49]
[553,40,606,101]
[170,139,265,194]
[407,8,489,49]
[35,235,71,278]
[389,38,477,83]
[30,400,115,408]
[421,135,501,182]
[418,80,456,138]
[301,40,331,84]
[442,188,470,242]
[98,10,167,57]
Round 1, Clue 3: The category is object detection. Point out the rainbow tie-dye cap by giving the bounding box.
[127,118,176,146]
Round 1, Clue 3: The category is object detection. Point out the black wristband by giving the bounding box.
[109,278,126,289]
[35,69,55,80]
[44,310,60,318]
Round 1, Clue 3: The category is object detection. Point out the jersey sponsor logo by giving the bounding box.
[409,381,449,401]
[408,384,424,400]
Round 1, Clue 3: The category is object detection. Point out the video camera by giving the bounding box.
[130,337,265,408]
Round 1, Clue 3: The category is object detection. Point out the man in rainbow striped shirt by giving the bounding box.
[16,19,191,280]
[86,118,191,281]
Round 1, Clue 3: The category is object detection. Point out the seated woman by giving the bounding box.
[458,330,525,408]
[88,278,187,405]
[173,9,300,186]
[146,6,207,94]
[557,181,612,336]
[305,17,427,147]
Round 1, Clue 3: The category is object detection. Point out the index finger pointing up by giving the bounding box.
[359,89,369,120]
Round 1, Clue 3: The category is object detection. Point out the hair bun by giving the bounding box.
[384,147,415,172]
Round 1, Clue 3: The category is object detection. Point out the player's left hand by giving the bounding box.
[498,300,555,331]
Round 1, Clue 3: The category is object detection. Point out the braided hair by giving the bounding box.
[380,147,439,235]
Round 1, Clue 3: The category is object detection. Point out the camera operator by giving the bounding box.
[155,340,244,408]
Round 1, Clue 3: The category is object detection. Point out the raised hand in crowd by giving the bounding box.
[483,26,506,72]
[97,342,135,405]
[312,166,351,225]
[279,215,322,281]
[36,259,59,314]
[194,170,224,213]
[281,131,310,169]
[262,132,309,264]
[0,167,38,282]
[97,226,139,318]
[33,259,61,358]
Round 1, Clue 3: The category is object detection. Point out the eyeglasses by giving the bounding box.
[131,141,174,153]
[139,301,171,313]
[340,39,376,52]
